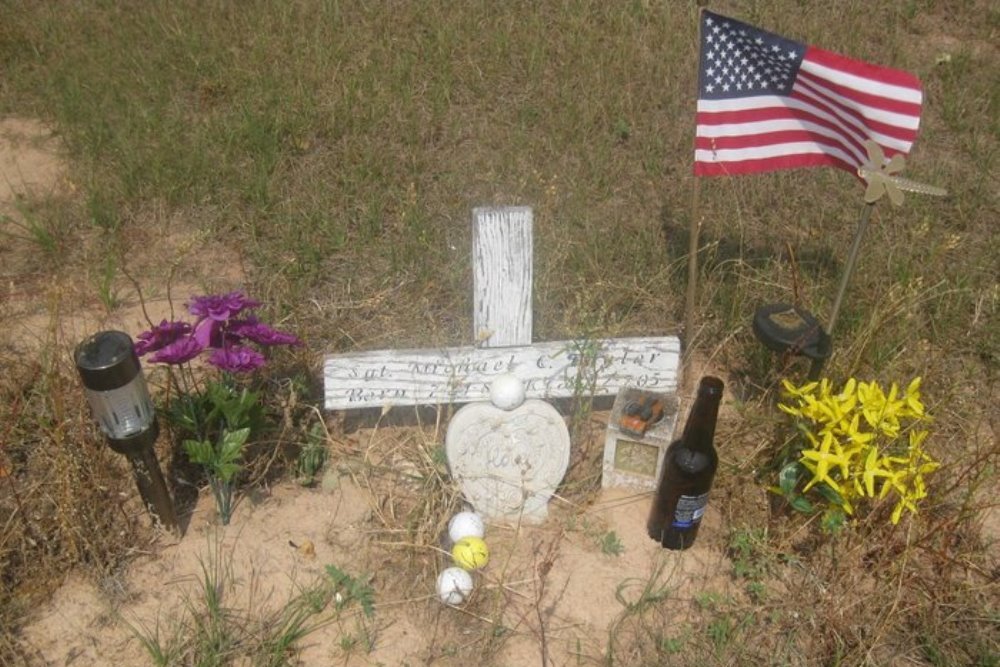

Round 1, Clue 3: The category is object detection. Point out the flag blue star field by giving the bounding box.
[694,10,923,176]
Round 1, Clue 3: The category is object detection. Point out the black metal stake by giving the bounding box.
[105,422,179,533]
[75,331,179,534]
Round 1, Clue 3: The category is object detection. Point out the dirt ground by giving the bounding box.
[2,118,740,666]
[18,480,736,666]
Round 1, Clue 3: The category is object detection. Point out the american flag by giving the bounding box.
[694,10,923,176]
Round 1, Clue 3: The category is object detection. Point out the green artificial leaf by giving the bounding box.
[183,439,215,466]
[170,393,211,437]
[815,483,847,509]
[200,381,262,433]
[790,495,814,514]
[778,461,803,496]
[208,427,249,482]
[220,427,250,461]
[215,461,241,483]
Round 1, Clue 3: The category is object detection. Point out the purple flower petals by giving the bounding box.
[229,317,301,347]
[136,292,299,373]
[192,318,225,349]
[187,291,261,322]
[207,346,266,373]
[148,336,204,365]
[135,320,193,356]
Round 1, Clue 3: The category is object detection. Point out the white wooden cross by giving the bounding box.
[324,207,680,411]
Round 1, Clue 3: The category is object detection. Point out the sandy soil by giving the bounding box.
[18,478,736,666]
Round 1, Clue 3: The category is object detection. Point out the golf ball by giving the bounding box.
[437,567,474,605]
[490,373,526,410]
[452,536,490,570]
[448,511,485,543]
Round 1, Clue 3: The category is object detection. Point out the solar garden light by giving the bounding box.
[751,142,946,381]
[74,330,179,534]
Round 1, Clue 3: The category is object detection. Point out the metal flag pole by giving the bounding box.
[827,201,876,337]
[827,141,948,340]
[683,177,702,395]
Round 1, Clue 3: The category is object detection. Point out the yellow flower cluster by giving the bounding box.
[778,377,938,524]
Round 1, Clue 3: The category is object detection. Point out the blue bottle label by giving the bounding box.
[671,492,709,529]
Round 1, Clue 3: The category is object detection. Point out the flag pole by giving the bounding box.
[683,176,702,395]
[682,7,706,396]
[827,201,875,337]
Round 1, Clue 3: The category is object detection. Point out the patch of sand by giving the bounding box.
[19,479,737,666]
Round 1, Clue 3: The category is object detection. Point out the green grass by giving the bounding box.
[127,539,338,667]
[1,1,997,665]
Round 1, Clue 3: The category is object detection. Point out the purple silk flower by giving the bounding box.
[207,346,266,373]
[229,317,301,346]
[134,320,192,356]
[149,336,204,365]
[187,291,261,322]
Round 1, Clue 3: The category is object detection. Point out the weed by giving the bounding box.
[565,333,603,449]
[294,421,328,487]
[128,539,332,666]
[324,565,375,620]
[658,634,685,654]
[597,530,626,557]
[95,252,122,313]
[693,591,726,611]
[726,527,773,601]
[0,203,57,254]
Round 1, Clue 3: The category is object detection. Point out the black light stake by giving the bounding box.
[75,330,179,533]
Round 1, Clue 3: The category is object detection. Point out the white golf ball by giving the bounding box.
[437,567,474,605]
[490,373,526,410]
[448,511,485,543]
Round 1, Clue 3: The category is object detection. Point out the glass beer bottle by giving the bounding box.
[646,376,724,550]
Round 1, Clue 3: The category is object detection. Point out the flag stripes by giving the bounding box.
[694,11,923,177]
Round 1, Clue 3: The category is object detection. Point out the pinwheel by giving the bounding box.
[858,140,948,206]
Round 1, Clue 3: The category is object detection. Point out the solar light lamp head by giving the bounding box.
[75,331,158,452]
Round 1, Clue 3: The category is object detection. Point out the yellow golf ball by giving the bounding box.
[451,536,490,570]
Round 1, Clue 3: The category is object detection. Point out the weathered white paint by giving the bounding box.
[323,206,682,412]
[324,337,678,410]
[473,207,532,347]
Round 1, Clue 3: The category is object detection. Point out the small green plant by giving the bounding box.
[597,530,625,557]
[694,591,727,611]
[128,542,331,666]
[295,422,328,486]
[95,253,122,312]
[0,207,57,254]
[613,118,631,142]
[325,564,377,658]
[774,377,938,526]
[658,634,685,654]
[136,291,300,524]
[707,615,734,651]
[605,564,676,663]
[727,528,771,602]
[325,565,376,620]
[565,333,603,449]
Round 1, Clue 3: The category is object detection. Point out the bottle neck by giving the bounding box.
[680,377,723,448]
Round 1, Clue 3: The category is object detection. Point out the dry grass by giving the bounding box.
[1,1,998,665]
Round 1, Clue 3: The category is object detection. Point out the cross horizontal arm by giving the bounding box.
[324,336,680,410]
